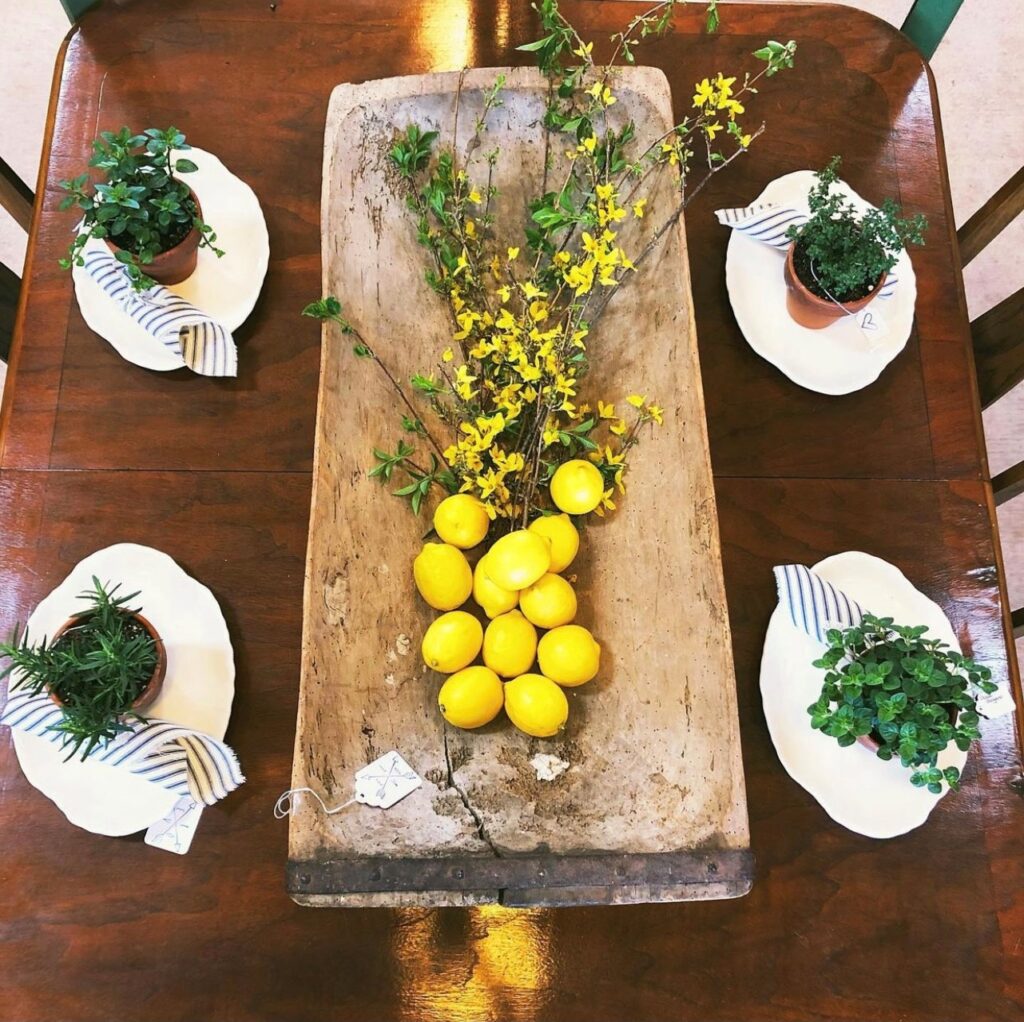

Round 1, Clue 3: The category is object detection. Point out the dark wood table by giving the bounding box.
[1,2,1021,1019]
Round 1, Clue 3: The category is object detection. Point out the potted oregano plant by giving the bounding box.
[59,126,224,290]
[784,156,928,329]
[0,578,166,760]
[807,613,995,793]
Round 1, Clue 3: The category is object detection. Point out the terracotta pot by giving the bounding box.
[783,243,885,330]
[48,611,167,712]
[857,704,959,753]
[105,188,202,286]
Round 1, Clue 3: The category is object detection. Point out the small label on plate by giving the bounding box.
[145,796,204,854]
[976,684,1017,720]
[857,306,886,345]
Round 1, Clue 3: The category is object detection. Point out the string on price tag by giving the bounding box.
[273,750,422,818]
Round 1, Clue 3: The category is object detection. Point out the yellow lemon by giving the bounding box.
[504,673,569,738]
[438,666,504,729]
[483,610,538,678]
[485,529,551,591]
[473,555,519,619]
[421,611,483,673]
[527,513,580,573]
[433,494,490,550]
[413,542,472,610]
[519,573,577,629]
[550,459,605,515]
[537,624,601,687]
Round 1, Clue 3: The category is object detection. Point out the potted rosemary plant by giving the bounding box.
[784,156,927,329]
[59,126,224,290]
[807,613,995,793]
[0,578,166,760]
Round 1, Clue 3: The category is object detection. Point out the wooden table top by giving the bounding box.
[0,2,1021,1019]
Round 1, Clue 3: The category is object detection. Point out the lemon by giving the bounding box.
[519,573,577,629]
[438,666,504,729]
[483,609,538,678]
[527,513,580,573]
[504,673,569,738]
[421,611,483,673]
[473,554,519,619]
[537,624,601,686]
[485,529,551,591]
[550,459,605,515]
[413,542,472,610]
[433,494,490,550]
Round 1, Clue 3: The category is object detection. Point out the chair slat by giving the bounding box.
[994,459,1024,508]
[972,285,1024,408]
[900,0,964,61]
[59,0,99,20]
[0,261,19,364]
[957,167,1024,267]
[1013,607,1024,641]
[0,157,33,233]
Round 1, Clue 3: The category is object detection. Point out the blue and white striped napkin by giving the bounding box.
[716,204,897,299]
[1,690,245,805]
[773,563,1016,718]
[83,250,238,377]
[773,563,864,644]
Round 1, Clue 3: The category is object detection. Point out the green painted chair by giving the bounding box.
[59,0,98,19]
[900,0,965,60]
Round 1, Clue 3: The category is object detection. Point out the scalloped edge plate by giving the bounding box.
[71,147,269,371]
[9,545,235,836]
[725,171,917,395]
[760,551,966,839]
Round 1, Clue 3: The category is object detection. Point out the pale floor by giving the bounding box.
[0,0,1022,643]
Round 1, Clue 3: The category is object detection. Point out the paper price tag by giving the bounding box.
[145,796,204,854]
[976,684,1017,720]
[353,751,422,808]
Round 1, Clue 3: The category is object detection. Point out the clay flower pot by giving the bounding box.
[105,188,203,286]
[783,243,885,330]
[48,611,167,712]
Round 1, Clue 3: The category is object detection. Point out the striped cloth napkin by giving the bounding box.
[773,563,863,644]
[716,203,897,299]
[83,250,238,377]
[1,690,245,806]
[773,563,1016,718]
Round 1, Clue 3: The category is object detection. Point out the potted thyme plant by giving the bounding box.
[807,613,995,793]
[0,578,166,760]
[784,156,928,329]
[59,126,224,290]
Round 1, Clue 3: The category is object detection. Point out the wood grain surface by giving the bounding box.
[291,65,747,905]
[0,2,1021,1020]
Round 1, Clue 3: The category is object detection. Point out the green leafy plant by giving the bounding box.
[59,126,224,291]
[808,613,995,793]
[786,155,927,303]
[0,578,159,760]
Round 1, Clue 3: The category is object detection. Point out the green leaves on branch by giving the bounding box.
[369,440,417,482]
[807,613,995,793]
[390,124,439,179]
[371,444,456,514]
[752,39,797,76]
[302,296,374,357]
[392,454,459,515]
[58,126,223,292]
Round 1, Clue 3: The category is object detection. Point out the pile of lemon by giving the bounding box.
[413,459,606,739]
